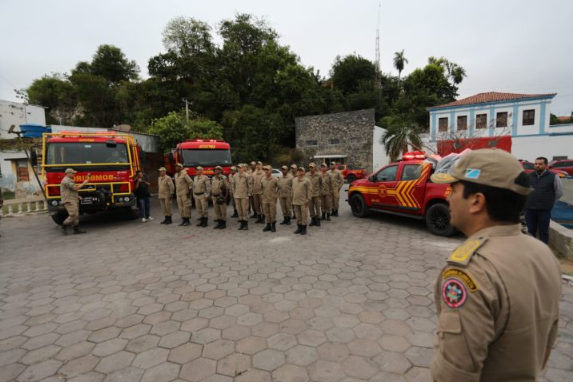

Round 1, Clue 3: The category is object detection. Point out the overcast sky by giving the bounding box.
[1,0,572,115]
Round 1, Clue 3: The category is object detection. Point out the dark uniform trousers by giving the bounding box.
[309,196,321,218]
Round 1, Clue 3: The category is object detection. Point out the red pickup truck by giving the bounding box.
[347,152,454,236]
[338,164,367,183]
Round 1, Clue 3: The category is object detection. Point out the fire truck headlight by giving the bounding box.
[118,197,124,202]
[51,200,58,206]
[124,196,130,202]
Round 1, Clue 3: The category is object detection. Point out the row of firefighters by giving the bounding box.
[156,161,346,235]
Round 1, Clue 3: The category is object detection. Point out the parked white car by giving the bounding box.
[271,169,282,178]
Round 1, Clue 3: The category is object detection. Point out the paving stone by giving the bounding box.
[0,363,26,381]
[125,335,160,353]
[0,348,25,367]
[348,338,383,357]
[68,371,106,382]
[191,328,221,344]
[235,368,271,382]
[104,367,144,382]
[55,330,90,347]
[22,333,60,350]
[373,350,412,374]
[58,355,100,378]
[202,339,235,360]
[237,312,263,326]
[272,363,309,381]
[95,351,136,374]
[19,345,61,365]
[56,341,95,362]
[252,349,286,371]
[180,317,209,333]
[120,324,151,340]
[168,343,203,364]
[325,327,356,343]
[341,355,378,379]
[179,358,216,381]
[216,353,251,377]
[141,362,180,382]
[267,333,297,351]
[252,322,279,338]
[285,345,318,366]
[221,324,250,341]
[404,346,433,368]
[142,311,172,325]
[158,331,191,349]
[132,348,169,369]
[88,326,122,343]
[236,336,267,355]
[308,360,345,382]
[17,359,62,381]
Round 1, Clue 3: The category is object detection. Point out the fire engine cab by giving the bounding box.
[347,151,455,236]
[164,139,232,178]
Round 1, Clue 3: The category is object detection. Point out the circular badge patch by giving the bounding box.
[442,278,467,309]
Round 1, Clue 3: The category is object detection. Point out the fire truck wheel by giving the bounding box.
[426,203,455,237]
[346,174,356,183]
[51,213,67,225]
[350,194,369,218]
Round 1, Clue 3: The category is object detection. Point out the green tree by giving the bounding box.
[27,73,76,124]
[73,45,139,84]
[380,114,423,162]
[147,110,223,153]
[393,50,408,80]
[330,54,376,95]
[162,17,214,56]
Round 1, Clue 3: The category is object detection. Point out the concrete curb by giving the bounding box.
[550,220,573,261]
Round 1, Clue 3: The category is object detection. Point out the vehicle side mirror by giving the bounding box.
[30,149,38,167]
[369,175,376,182]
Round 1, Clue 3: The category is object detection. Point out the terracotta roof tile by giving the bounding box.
[429,92,556,109]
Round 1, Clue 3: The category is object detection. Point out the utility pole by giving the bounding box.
[374,2,382,90]
[182,98,190,122]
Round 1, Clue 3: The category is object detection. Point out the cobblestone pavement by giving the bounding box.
[1,191,572,381]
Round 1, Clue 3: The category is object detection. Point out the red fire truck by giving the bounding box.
[164,139,232,177]
[41,131,142,224]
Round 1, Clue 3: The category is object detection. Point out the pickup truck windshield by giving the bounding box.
[46,142,129,165]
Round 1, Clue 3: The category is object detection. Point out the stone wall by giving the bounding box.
[295,109,375,171]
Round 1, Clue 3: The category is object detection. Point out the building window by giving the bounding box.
[457,116,467,131]
[329,138,340,145]
[305,140,317,147]
[496,112,508,128]
[438,117,448,132]
[476,114,487,129]
[350,137,362,144]
[523,109,535,126]
[15,160,30,182]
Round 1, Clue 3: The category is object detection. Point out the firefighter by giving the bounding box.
[292,167,311,235]
[158,167,175,225]
[59,168,90,235]
[174,163,193,226]
[307,163,322,227]
[278,165,293,225]
[229,166,238,218]
[248,161,256,218]
[320,163,333,221]
[232,164,252,230]
[429,149,561,381]
[328,161,344,216]
[211,166,230,230]
[261,165,280,232]
[252,161,265,224]
[289,164,297,219]
[193,166,211,227]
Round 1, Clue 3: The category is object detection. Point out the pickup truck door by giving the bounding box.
[370,164,400,209]
[396,163,429,213]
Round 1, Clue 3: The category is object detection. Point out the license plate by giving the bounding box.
[81,198,95,205]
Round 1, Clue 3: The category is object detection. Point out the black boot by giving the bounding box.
[326,212,331,221]
[164,216,172,225]
[250,212,258,219]
[231,210,238,218]
[179,218,186,226]
[255,214,264,224]
[182,217,190,226]
[73,226,87,234]
[263,223,271,232]
[239,220,245,230]
[316,217,321,227]
[309,217,317,227]
[333,209,339,217]
[301,225,307,235]
[160,216,168,224]
[219,220,226,229]
[197,217,204,227]
[294,224,302,234]
[292,213,296,219]
[202,218,208,227]
[321,212,326,220]
[280,217,288,225]
[214,220,222,229]
[61,225,69,235]
[286,216,291,225]
[243,221,249,231]
[271,222,276,233]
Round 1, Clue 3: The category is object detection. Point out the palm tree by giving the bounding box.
[450,65,467,85]
[380,115,423,162]
[393,50,408,80]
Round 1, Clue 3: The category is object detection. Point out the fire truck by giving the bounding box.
[164,139,232,178]
[347,151,455,236]
[41,131,143,224]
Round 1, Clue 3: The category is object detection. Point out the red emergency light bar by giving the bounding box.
[184,139,225,143]
[402,151,426,160]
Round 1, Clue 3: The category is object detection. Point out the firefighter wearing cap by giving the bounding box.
[60,168,90,235]
[289,164,298,218]
[429,149,561,382]
[193,166,211,227]
[319,163,333,221]
[261,165,280,232]
[158,167,175,224]
[292,167,311,235]
[327,162,344,216]
[252,161,265,224]
[232,164,252,230]
[278,165,293,225]
[307,163,322,227]
[212,166,230,230]
[248,161,256,218]
[175,163,193,226]
[229,166,238,218]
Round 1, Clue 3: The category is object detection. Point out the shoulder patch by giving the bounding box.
[442,278,468,308]
[442,269,478,292]
[447,237,487,267]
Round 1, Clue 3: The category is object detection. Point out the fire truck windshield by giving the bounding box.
[46,142,129,165]
[181,149,232,167]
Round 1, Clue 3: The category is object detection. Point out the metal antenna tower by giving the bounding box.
[374,2,381,89]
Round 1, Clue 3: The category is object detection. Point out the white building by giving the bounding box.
[0,99,46,139]
[425,92,573,161]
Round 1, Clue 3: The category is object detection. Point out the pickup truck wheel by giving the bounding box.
[426,203,455,237]
[350,194,369,218]
[51,212,67,225]
[346,174,356,183]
